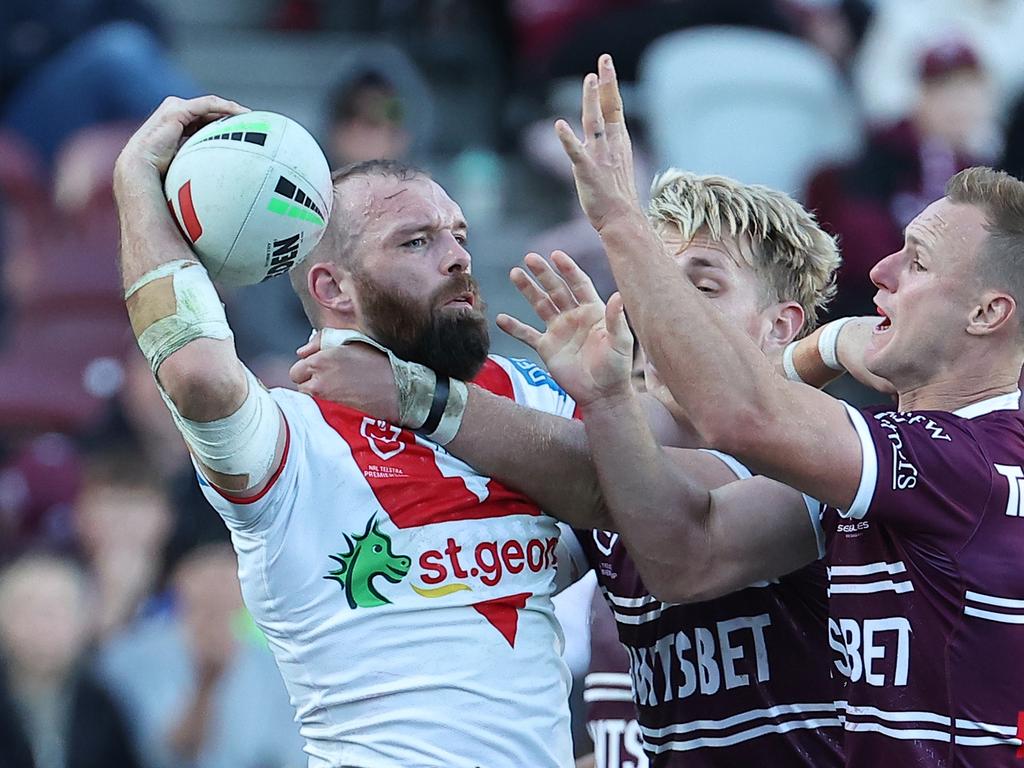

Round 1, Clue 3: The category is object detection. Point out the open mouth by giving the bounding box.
[443,292,475,309]
[875,306,893,333]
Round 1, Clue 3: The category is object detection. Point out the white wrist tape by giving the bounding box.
[126,260,233,375]
[318,328,468,444]
[162,367,280,483]
[817,317,854,371]
[782,341,804,383]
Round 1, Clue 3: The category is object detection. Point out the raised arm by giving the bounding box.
[556,56,864,510]
[116,96,284,497]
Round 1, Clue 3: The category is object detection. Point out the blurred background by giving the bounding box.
[1,0,1022,765]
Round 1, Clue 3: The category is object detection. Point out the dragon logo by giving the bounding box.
[324,518,411,609]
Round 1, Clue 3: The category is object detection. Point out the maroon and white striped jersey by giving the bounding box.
[823,390,1024,767]
[585,585,648,768]
[577,452,843,767]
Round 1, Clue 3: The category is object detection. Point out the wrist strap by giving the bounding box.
[782,341,805,383]
[817,317,854,371]
[419,375,450,435]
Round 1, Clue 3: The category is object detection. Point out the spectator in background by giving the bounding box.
[0,2,197,170]
[853,0,1024,126]
[74,449,173,640]
[806,39,996,318]
[323,43,435,167]
[98,543,303,768]
[0,553,141,768]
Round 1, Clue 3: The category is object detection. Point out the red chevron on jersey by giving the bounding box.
[313,359,538,529]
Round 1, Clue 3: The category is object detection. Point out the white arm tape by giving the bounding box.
[163,367,281,483]
[782,341,804,383]
[817,317,854,372]
[127,260,233,375]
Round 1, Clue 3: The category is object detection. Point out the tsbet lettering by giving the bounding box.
[264,233,302,279]
[625,614,772,705]
[995,464,1024,517]
[417,536,557,588]
[588,719,646,768]
[829,616,910,686]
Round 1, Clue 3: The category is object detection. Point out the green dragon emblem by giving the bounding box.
[324,518,411,609]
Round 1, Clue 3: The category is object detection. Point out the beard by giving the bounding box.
[353,270,490,381]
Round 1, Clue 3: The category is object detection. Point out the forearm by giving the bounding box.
[598,214,785,444]
[115,161,246,420]
[582,391,717,597]
[446,387,609,529]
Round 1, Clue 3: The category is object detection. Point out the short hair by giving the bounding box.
[290,159,431,326]
[329,71,403,125]
[945,166,1024,327]
[648,169,840,336]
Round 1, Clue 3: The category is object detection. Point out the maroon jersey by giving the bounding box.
[823,392,1024,767]
[586,585,648,768]
[577,453,843,767]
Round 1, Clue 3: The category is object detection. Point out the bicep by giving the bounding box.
[704,477,822,598]
[727,381,864,512]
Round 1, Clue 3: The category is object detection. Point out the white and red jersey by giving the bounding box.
[198,356,577,768]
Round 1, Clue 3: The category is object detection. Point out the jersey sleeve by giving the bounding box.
[489,356,577,419]
[839,403,992,537]
[195,388,310,534]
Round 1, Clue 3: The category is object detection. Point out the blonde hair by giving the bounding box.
[648,169,840,335]
[945,167,1024,328]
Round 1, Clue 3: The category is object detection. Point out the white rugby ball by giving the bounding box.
[164,110,332,286]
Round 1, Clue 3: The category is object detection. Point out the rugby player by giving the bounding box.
[557,54,1024,766]
[115,95,596,768]
[292,169,877,765]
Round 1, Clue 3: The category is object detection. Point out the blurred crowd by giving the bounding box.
[2,0,1023,765]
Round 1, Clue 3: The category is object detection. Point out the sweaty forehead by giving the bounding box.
[339,175,464,237]
[907,198,989,256]
[657,223,751,270]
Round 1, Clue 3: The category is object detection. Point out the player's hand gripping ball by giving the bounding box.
[164,110,332,286]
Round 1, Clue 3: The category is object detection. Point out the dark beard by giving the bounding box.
[353,271,490,381]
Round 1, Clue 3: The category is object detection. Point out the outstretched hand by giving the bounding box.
[556,54,643,234]
[497,251,634,409]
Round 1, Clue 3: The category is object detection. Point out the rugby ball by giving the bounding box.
[164,110,332,286]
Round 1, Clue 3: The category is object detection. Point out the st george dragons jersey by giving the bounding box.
[578,452,843,767]
[823,391,1024,767]
[198,356,577,768]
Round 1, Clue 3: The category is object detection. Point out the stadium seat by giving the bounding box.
[639,27,862,200]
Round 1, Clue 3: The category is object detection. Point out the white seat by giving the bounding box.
[639,27,862,200]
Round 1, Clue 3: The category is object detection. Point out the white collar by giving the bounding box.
[952,390,1021,419]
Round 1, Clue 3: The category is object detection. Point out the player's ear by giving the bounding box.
[309,261,357,319]
[762,301,805,351]
[967,290,1017,337]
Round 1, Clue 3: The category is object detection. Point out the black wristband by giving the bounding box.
[418,375,450,435]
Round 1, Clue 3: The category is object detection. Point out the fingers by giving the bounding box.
[295,338,320,359]
[549,250,601,305]
[580,73,606,144]
[605,292,634,350]
[177,94,249,120]
[510,266,559,323]
[496,313,543,351]
[555,119,586,164]
[597,55,624,126]
[289,357,312,386]
[523,252,578,312]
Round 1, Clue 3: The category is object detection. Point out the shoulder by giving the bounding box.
[472,356,575,416]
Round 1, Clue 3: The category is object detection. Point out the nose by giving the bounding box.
[440,232,471,274]
[869,251,898,293]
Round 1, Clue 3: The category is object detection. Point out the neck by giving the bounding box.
[8,667,67,699]
[897,367,1021,413]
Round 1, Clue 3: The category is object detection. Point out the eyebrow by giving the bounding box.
[388,219,468,239]
[904,231,932,253]
[686,254,730,270]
